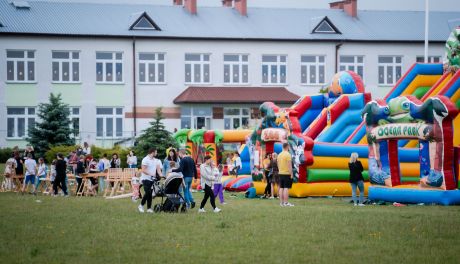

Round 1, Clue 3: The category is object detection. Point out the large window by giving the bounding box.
[6,107,35,138]
[339,55,364,79]
[224,54,249,84]
[180,106,211,129]
[138,52,165,83]
[378,56,402,85]
[262,55,287,84]
[96,107,123,138]
[224,108,250,129]
[6,50,35,82]
[416,56,442,63]
[96,52,123,83]
[185,54,210,84]
[67,107,80,137]
[52,51,80,82]
[301,55,325,85]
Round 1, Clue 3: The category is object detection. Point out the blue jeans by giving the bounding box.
[350,180,364,204]
[35,174,46,189]
[128,164,137,168]
[182,177,195,206]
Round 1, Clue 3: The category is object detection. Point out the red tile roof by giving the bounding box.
[174,86,299,104]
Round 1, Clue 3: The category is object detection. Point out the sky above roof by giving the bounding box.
[25,0,460,12]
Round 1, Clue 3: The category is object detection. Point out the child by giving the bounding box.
[87,158,99,195]
[22,154,37,194]
[75,155,86,194]
[131,171,141,202]
[198,156,221,213]
[34,157,47,194]
[3,154,17,191]
[44,160,57,195]
[213,163,225,205]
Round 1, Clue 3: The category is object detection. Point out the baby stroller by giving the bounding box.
[152,173,187,213]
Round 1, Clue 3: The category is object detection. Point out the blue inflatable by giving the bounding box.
[368,186,460,206]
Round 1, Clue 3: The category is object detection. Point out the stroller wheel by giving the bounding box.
[180,205,187,213]
[153,204,162,213]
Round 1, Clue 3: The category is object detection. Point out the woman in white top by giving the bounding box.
[127,150,138,168]
[82,142,91,155]
[198,156,221,213]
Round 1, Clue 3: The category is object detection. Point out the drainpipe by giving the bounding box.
[335,42,343,73]
[132,37,137,137]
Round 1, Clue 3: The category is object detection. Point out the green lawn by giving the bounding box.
[1,191,460,264]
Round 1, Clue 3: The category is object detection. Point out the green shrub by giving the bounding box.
[0,148,14,163]
[44,145,79,163]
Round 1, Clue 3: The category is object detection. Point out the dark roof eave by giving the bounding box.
[0,32,447,43]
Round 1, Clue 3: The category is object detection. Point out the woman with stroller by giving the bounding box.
[198,156,221,213]
[163,148,179,175]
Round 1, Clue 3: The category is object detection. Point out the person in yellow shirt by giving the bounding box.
[277,143,294,207]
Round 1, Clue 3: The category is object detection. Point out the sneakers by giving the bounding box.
[354,203,358,206]
[131,197,137,203]
[284,202,295,207]
[198,208,206,213]
[213,207,221,213]
[138,205,145,213]
[221,202,227,205]
[280,203,285,207]
[358,203,365,207]
[146,208,154,213]
[269,196,275,199]
[191,202,196,209]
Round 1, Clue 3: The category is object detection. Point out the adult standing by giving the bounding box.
[268,152,279,199]
[348,152,365,206]
[173,149,198,209]
[54,153,69,197]
[198,156,221,213]
[82,142,91,155]
[127,150,137,168]
[277,143,294,207]
[262,153,272,198]
[163,148,179,174]
[110,153,121,168]
[138,148,162,213]
[13,151,23,176]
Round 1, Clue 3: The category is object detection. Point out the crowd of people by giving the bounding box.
[3,142,365,213]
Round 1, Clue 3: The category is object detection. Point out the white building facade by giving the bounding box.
[0,0,457,148]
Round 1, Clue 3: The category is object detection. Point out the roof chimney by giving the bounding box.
[173,0,183,5]
[222,0,232,7]
[234,0,247,16]
[329,0,357,18]
[184,0,197,15]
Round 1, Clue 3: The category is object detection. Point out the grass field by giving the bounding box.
[1,189,460,264]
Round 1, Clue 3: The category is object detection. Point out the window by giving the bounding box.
[96,52,123,83]
[301,55,325,85]
[378,56,402,85]
[416,56,442,63]
[138,53,165,83]
[224,54,249,84]
[262,55,287,84]
[185,54,210,84]
[312,17,341,34]
[96,107,123,138]
[224,108,250,129]
[180,106,211,129]
[52,51,80,82]
[6,50,35,82]
[67,107,80,137]
[339,55,364,79]
[130,12,161,30]
[6,107,35,138]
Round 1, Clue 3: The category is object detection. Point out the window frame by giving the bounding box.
[223,54,249,85]
[6,50,36,83]
[180,106,212,129]
[6,107,36,139]
[378,56,403,86]
[339,55,364,80]
[95,107,124,139]
[415,56,442,63]
[300,55,326,85]
[95,51,124,84]
[66,107,80,138]
[224,107,251,129]
[137,52,166,84]
[52,50,81,83]
[261,55,287,85]
[184,53,211,85]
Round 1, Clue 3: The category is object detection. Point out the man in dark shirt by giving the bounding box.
[173,149,198,208]
[54,153,69,197]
